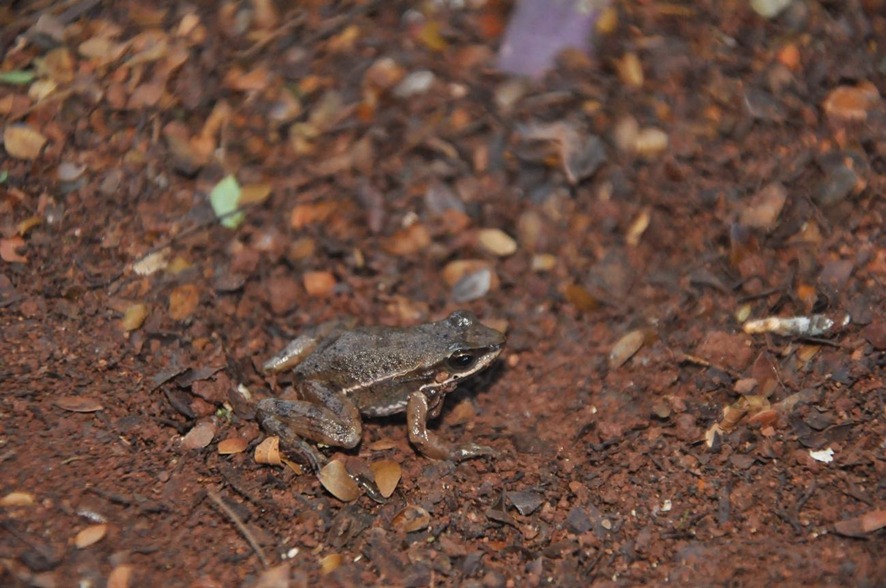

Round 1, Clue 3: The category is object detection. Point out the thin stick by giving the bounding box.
[206,489,269,569]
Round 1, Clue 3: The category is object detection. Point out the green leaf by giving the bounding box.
[0,170,7,183]
[209,175,244,229]
[0,70,36,85]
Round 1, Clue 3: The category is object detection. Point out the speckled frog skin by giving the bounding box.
[257,311,505,465]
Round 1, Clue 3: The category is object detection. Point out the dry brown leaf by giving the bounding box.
[609,329,646,369]
[255,436,282,465]
[382,223,431,256]
[442,259,493,287]
[303,271,336,298]
[4,125,47,160]
[391,504,431,533]
[290,201,338,229]
[0,492,36,507]
[79,36,130,63]
[54,396,104,413]
[181,420,216,450]
[218,437,248,455]
[107,564,134,588]
[224,66,271,92]
[121,303,149,331]
[318,459,360,502]
[75,524,108,549]
[320,553,343,575]
[833,509,886,538]
[1,236,28,263]
[253,563,290,588]
[168,284,200,320]
[370,460,402,498]
[240,183,272,205]
[43,47,75,84]
[564,283,598,312]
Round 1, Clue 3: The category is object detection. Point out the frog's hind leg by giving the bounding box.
[257,381,363,452]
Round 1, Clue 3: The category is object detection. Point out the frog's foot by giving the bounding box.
[257,411,328,473]
[450,442,498,462]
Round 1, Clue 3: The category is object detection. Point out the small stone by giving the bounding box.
[477,228,518,257]
[750,0,792,18]
[823,82,880,122]
[634,127,668,158]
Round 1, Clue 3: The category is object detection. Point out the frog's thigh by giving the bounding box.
[406,391,452,460]
[257,382,362,448]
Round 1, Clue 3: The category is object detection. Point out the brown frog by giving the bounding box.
[257,311,505,468]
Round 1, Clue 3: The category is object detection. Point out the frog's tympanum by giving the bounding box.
[257,311,505,467]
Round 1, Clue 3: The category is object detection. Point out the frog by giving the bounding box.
[257,310,506,469]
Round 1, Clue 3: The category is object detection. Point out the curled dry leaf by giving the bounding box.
[370,460,402,498]
[121,303,149,331]
[54,396,104,413]
[217,437,248,455]
[75,524,108,549]
[0,492,36,507]
[319,459,360,502]
[391,504,431,533]
[625,208,651,246]
[4,124,47,159]
[609,329,646,369]
[1,236,28,263]
[254,436,282,466]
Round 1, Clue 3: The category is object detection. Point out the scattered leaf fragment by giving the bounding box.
[303,270,336,298]
[54,396,104,413]
[391,504,431,533]
[168,284,200,321]
[181,420,216,450]
[1,236,28,263]
[75,524,108,549]
[253,564,291,588]
[240,183,272,205]
[4,125,47,159]
[254,436,282,466]
[506,490,545,516]
[609,329,645,368]
[564,283,598,312]
[121,303,149,331]
[833,509,886,538]
[0,70,36,85]
[218,437,248,455]
[132,250,169,276]
[320,553,343,575]
[809,447,834,463]
[209,175,244,229]
[743,314,850,337]
[0,492,35,507]
[370,460,401,498]
[318,459,360,502]
[107,564,134,588]
[625,208,650,246]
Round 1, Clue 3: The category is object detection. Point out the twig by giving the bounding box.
[206,489,269,569]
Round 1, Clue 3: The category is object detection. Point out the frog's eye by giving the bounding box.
[447,351,477,371]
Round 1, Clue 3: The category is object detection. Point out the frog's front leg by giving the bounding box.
[406,391,495,461]
[257,381,363,457]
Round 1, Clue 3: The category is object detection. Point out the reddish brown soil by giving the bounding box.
[1,1,884,586]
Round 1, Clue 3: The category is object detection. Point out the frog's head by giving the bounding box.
[430,310,505,384]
